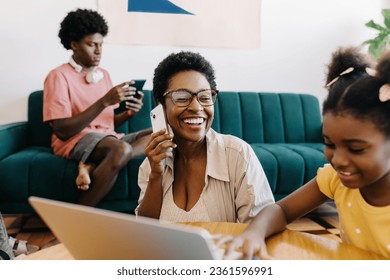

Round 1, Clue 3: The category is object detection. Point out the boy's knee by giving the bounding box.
[112,141,133,165]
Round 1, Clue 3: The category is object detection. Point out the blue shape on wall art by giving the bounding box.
[128,0,194,15]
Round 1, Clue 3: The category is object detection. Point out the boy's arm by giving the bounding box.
[52,82,133,140]
[50,98,107,140]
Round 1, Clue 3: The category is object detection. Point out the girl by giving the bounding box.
[219,47,390,259]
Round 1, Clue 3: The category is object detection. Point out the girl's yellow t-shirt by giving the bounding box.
[317,164,390,259]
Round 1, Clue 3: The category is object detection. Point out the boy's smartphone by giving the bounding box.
[150,104,168,133]
[132,79,146,99]
[118,79,146,113]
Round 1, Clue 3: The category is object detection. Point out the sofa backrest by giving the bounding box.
[210,91,323,144]
[28,90,52,147]
[128,90,323,144]
[27,90,322,147]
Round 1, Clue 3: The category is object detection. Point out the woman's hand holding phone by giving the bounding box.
[146,104,176,174]
[145,129,176,174]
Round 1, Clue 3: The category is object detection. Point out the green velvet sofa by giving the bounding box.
[0,90,327,214]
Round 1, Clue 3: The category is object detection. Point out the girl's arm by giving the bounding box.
[222,178,329,259]
[278,177,329,223]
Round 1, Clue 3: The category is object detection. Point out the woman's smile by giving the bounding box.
[181,117,206,130]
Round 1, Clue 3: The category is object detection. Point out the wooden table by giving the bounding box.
[266,230,385,260]
[21,222,385,260]
[181,222,385,260]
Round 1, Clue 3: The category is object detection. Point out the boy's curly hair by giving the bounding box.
[58,8,108,50]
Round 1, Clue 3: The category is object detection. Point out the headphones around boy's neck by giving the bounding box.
[69,56,104,84]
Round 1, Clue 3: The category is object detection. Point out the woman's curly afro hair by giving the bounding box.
[58,8,108,50]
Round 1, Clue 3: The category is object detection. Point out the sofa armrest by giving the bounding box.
[0,122,28,160]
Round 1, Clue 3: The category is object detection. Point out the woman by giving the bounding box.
[135,51,274,223]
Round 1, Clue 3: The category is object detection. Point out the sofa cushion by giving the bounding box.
[0,147,131,212]
[28,91,52,148]
[0,122,28,161]
[209,91,323,144]
[251,143,327,201]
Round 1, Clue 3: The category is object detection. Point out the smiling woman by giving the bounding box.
[135,51,275,223]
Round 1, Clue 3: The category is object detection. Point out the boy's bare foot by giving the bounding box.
[76,162,95,191]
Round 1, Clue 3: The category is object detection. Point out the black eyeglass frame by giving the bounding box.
[162,88,219,107]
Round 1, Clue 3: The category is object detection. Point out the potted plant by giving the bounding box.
[365,9,390,60]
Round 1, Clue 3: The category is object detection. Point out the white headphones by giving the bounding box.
[69,56,104,84]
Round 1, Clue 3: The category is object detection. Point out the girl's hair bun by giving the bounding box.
[326,47,372,84]
[375,51,390,84]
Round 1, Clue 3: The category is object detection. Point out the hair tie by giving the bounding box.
[365,67,376,77]
[325,67,354,88]
[379,84,390,102]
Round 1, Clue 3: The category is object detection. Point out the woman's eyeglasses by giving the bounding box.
[163,89,218,107]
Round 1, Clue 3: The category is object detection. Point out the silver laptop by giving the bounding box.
[28,196,235,260]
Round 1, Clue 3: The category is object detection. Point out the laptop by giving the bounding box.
[28,196,239,260]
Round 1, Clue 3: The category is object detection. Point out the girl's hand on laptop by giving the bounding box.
[213,233,273,260]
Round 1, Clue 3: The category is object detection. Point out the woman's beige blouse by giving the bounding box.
[135,129,274,223]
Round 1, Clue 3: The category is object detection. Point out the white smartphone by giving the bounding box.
[150,104,173,166]
[150,104,168,134]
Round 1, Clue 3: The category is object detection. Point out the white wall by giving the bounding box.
[0,0,383,124]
